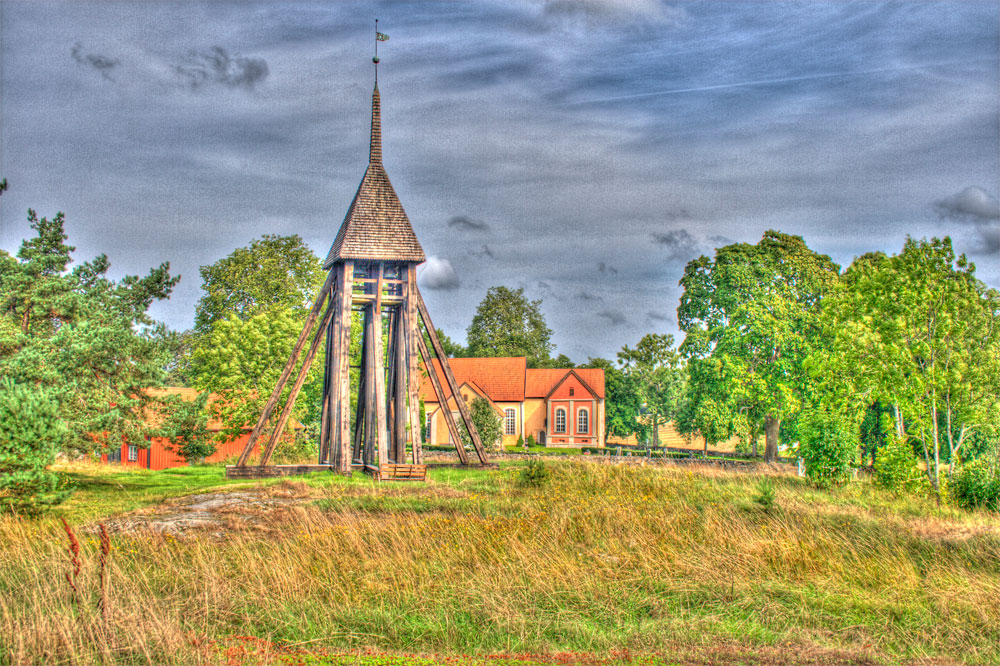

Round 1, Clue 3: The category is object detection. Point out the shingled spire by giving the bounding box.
[323,79,425,268]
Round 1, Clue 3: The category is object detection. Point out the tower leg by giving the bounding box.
[330,261,353,473]
[406,267,423,463]
[392,306,408,463]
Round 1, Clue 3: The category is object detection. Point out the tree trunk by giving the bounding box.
[764,416,780,463]
[651,412,659,448]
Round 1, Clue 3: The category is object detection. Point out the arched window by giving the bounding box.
[555,408,567,433]
[504,408,516,435]
[577,408,589,434]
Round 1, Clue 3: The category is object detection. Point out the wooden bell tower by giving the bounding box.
[228,37,488,479]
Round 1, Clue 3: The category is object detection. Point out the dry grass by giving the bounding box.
[1,462,998,665]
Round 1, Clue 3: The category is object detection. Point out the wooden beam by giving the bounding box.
[333,262,354,472]
[361,305,376,466]
[415,288,489,464]
[392,306,408,463]
[236,270,336,467]
[415,333,470,465]
[318,304,335,464]
[406,265,423,464]
[373,264,389,471]
[258,292,339,466]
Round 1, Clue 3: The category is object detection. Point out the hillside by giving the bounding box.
[1,461,997,665]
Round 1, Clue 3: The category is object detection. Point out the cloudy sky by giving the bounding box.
[2,1,998,361]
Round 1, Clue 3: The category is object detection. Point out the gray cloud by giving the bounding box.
[542,0,687,25]
[70,43,119,79]
[651,228,701,261]
[419,256,461,290]
[448,215,489,231]
[934,186,1000,221]
[597,262,618,275]
[470,244,495,259]
[934,187,1000,256]
[574,290,602,301]
[596,309,627,326]
[173,46,268,90]
[646,310,670,322]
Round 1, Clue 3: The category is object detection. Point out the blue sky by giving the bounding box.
[1,1,998,361]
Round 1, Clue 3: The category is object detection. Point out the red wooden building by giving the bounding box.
[100,388,300,471]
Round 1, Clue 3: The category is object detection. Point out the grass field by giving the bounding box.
[1,460,998,666]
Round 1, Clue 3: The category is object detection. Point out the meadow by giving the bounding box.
[1,460,998,666]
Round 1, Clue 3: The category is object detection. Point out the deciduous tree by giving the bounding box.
[678,231,839,462]
[617,334,685,448]
[466,286,554,367]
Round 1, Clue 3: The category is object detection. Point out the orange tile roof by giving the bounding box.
[419,357,527,403]
[525,368,605,399]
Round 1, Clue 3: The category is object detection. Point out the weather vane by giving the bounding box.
[374,18,389,79]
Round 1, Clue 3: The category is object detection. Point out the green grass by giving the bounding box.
[3,460,998,665]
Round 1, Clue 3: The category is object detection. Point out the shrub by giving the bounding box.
[519,459,549,487]
[950,458,1000,511]
[874,435,922,492]
[525,434,537,448]
[460,397,503,451]
[516,434,525,449]
[753,477,776,511]
[798,407,857,487]
[0,379,69,513]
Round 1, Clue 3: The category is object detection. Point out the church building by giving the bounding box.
[420,358,605,448]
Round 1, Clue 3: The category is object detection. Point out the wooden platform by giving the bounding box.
[225,465,350,479]
[376,463,427,481]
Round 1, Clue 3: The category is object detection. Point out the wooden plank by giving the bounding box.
[258,291,339,466]
[415,333,470,465]
[406,266,423,464]
[236,270,336,467]
[415,288,489,464]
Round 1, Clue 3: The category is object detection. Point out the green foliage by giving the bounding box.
[617,334,685,446]
[797,407,858,487]
[519,458,550,487]
[0,379,69,513]
[190,309,321,441]
[460,397,503,451]
[466,286,554,367]
[874,436,922,493]
[525,433,537,448]
[516,434,525,448]
[0,209,179,454]
[949,457,1000,511]
[153,392,215,463]
[583,357,644,440]
[818,237,1000,496]
[193,235,324,334]
[679,230,840,462]
[435,328,467,358]
[752,476,776,511]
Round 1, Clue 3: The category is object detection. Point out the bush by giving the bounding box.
[950,458,1000,511]
[516,434,525,449]
[525,434,537,448]
[519,459,549,487]
[753,477,776,511]
[874,435,922,492]
[798,407,857,487]
[0,379,70,513]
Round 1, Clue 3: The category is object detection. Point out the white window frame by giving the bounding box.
[554,408,567,434]
[127,444,138,462]
[577,407,589,434]
[504,408,516,435]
